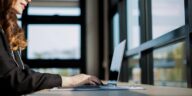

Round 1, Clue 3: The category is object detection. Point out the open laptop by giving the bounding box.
[103,39,127,87]
[52,40,143,90]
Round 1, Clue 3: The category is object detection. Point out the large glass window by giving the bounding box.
[27,24,81,60]
[32,68,80,76]
[126,0,140,50]
[152,0,185,39]
[113,13,120,49]
[28,1,80,16]
[128,55,141,84]
[153,42,187,87]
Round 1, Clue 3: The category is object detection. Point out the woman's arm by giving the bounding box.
[0,29,62,95]
[0,28,102,95]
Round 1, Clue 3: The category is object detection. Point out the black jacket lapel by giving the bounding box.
[0,28,12,56]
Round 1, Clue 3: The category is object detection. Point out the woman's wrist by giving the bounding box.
[61,76,73,87]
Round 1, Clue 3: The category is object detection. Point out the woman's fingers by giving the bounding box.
[87,75,103,85]
[92,77,102,85]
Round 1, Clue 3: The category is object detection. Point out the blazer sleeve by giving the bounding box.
[0,30,62,95]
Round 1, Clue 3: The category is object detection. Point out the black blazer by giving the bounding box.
[0,28,62,96]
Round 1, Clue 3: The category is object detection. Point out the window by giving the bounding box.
[113,13,120,49]
[107,0,192,87]
[126,0,140,50]
[32,68,80,76]
[119,0,192,87]
[152,0,185,39]
[153,42,187,87]
[27,24,81,60]
[128,55,141,84]
[28,0,80,16]
[22,0,85,73]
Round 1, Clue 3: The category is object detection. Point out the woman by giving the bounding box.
[0,0,102,95]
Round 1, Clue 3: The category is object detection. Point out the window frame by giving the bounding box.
[108,0,192,87]
[21,0,86,73]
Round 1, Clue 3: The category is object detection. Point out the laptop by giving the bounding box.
[52,40,143,91]
[103,39,127,87]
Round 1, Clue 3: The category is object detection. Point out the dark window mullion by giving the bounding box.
[139,0,153,85]
[186,31,192,88]
[79,0,86,73]
[119,0,128,82]
[25,60,81,68]
[24,16,81,24]
[185,0,192,88]
[139,0,146,84]
[98,0,105,80]
[119,0,127,42]
[187,0,192,28]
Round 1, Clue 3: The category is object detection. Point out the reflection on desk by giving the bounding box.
[26,83,192,96]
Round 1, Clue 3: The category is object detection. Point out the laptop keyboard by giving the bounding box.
[74,85,100,88]
[73,83,117,89]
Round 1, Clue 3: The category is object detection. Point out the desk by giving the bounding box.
[26,83,192,96]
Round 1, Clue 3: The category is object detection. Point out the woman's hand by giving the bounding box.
[61,74,102,87]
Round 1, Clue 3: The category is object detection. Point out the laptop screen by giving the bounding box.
[109,40,126,83]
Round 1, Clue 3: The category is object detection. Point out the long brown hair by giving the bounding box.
[0,0,27,51]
